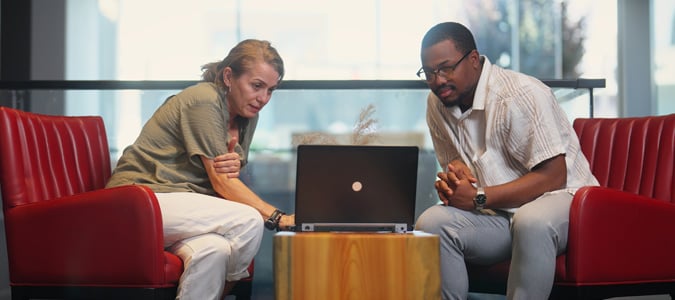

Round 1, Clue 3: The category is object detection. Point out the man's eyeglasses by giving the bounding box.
[416,50,474,82]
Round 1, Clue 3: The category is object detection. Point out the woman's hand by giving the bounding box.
[213,137,241,178]
[278,214,295,231]
[213,153,241,178]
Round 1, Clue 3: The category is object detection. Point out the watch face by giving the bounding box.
[476,194,487,204]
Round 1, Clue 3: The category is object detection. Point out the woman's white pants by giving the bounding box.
[156,192,264,300]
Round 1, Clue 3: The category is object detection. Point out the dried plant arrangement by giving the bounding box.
[350,103,378,145]
[292,131,339,145]
[292,104,379,146]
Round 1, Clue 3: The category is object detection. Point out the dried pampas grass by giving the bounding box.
[293,104,379,146]
[350,103,378,145]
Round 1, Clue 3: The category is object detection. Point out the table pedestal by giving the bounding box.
[274,231,440,300]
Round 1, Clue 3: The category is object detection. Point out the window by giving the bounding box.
[64,0,612,156]
[68,0,577,81]
[654,0,675,114]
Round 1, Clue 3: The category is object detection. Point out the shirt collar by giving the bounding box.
[471,55,492,111]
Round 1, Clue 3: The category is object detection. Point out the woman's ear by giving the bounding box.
[222,67,233,87]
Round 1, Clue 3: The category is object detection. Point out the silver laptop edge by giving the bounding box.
[300,223,408,233]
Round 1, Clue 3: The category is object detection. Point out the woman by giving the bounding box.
[106,39,294,300]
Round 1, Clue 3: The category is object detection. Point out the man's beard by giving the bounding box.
[434,83,473,108]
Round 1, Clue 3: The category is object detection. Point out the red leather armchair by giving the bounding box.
[467,114,675,299]
[0,107,253,300]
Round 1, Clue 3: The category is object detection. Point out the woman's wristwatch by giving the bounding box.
[264,209,286,231]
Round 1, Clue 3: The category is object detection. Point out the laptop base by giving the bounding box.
[299,223,408,233]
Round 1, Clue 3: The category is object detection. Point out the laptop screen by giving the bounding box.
[294,144,419,232]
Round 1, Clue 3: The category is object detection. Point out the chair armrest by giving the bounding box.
[565,186,675,283]
[4,185,170,285]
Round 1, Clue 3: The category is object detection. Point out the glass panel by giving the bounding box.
[63,0,617,118]
[66,0,566,80]
[51,87,593,154]
[11,85,592,158]
[553,87,594,123]
[566,0,618,117]
[654,0,675,114]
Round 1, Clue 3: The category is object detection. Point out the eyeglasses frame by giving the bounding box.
[416,49,474,82]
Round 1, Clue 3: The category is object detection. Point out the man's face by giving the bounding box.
[420,40,477,108]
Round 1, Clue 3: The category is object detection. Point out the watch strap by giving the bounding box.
[474,187,487,210]
[264,209,285,231]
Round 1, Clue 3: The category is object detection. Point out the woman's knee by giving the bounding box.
[174,234,233,267]
[218,203,264,239]
[237,205,264,236]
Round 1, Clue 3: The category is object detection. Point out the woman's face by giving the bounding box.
[224,62,280,119]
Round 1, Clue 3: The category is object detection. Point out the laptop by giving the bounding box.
[293,144,419,233]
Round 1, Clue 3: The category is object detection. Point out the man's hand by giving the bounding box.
[213,137,241,178]
[435,160,478,210]
[447,160,477,185]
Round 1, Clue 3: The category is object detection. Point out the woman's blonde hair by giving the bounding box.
[201,39,285,90]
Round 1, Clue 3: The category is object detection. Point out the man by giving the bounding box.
[414,22,599,300]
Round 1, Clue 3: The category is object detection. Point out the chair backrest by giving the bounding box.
[0,107,111,211]
[573,114,675,203]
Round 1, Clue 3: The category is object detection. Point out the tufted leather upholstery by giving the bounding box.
[574,115,674,202]
[0,106,183,299]
[468,114,675,299]
[0,106,257,299]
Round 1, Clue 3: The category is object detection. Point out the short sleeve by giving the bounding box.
[180,102,229,166]
[500,86,567,170]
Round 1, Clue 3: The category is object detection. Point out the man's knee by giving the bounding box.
[512,193,571,236]
[415,205,448,233]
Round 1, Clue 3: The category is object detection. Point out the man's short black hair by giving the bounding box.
[421,22,477,55]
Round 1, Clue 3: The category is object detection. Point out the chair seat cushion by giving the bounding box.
[164,252,183,286]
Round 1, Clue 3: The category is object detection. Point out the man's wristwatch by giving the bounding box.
[474,187,487,210]
[264,209,285,231]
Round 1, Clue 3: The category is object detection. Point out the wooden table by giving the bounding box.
[274,231,440,300]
